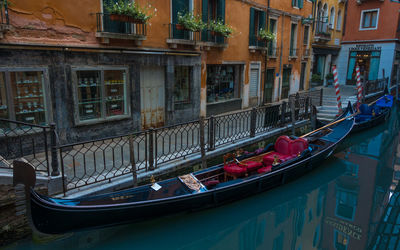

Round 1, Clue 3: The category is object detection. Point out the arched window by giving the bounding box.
[329,7,335,29]
[337,10,342,30]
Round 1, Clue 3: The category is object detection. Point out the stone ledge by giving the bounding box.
[95,32,146,46]
[166,39,199,49]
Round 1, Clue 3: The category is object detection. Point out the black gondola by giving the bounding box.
[13,104,355,235]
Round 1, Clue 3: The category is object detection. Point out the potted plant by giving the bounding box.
[311,74,323,86]
[325,73,334,85]
[207,19,234,38]
[177,12,205,32]
[258,28,275,41]
[106,0,154,24]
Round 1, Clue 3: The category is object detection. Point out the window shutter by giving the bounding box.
[217,0,225,23]
[259,11,266,31]
[202,0,208,41]
[249,8,255,46]
[299,0,303,9]
[292,0,296,7]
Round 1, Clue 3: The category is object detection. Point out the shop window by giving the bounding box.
[206,65,240,103]
[174,66,191,104]
[360,9,379,30]
[74,68,129,124]
[346,50,381,84]
[0,70,49,126]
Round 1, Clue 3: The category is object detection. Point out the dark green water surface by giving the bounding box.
[7,106,400,250]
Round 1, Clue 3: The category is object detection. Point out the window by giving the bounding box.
[206,65,240,103]
[337,10,342,31]
[292,0,303,8]
[202,0,225,42]
[335,188,358,220]
[268,18,278,56]
[290,23,298,57]
[74,68,129,124]
[360,9,379,30]
[303,25,310,46]
[174,66,191,104]
[329,7,335,29]
[335,230,349,250]
[249,8,266,47]
[0,69,49,126]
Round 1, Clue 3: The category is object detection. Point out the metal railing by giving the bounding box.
[96,13,146,36]
[168,23,200,41]
[289,48,298,57]
[0,119,59,175]
[58,100,314,194]
[315,20,331,39]
[0,1,9,25]
[249,35,267,48]
[202,30,228,44]
[365,77,388,96]
[289,89,324,107]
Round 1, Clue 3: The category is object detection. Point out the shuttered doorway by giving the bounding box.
[140,66,165,129]
[249,64,260,106]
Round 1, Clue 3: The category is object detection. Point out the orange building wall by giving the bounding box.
[343,0,400,42]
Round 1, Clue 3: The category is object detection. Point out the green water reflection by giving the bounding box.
[8,105,400,250]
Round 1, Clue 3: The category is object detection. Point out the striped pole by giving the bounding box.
[333,65,342,114]
[356,65,362,108]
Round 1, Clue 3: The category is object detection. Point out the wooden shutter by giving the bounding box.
[217,0,225,23]
[202,0,208,41]
[249,8,255,46]
[292,0,296,7]
[299,0,303,9]
[249,68,259,98]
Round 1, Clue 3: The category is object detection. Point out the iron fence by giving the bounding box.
[96,13,146,36]
[0,119,53,174]
[365,78,388,96]
[249,35,267,48]
[289,89,323,107]
[202,30,228,44]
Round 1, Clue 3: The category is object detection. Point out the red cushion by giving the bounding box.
[257,165,272,174]
[263,152,293,166]
[204,179,220,187]
[290,138,309,156]
[224,163,247,177]
[275,136,292,155]
[240,161,263,172]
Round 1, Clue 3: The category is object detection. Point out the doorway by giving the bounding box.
[264,69,275,103]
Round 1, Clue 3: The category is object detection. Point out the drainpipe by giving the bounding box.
[278,13,285,101]
[263,0,270,104]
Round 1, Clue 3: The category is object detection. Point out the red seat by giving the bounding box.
[224,163,247,178]
[275,136,292,155]
[263,152,293,166]
[240,161,263,172]
[290,138,309,156]
[257,165,272,174]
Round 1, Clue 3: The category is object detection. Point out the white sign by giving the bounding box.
[334,39,340,46]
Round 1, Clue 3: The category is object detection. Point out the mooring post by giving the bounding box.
[305,96,310,119]
[290,98,296,135]
[148,128,154,171]
[128,134,138,187]
[208,115,215,151]
[281,101,286,126]
[319,88,323,106]
[311,105,317,131]
[199,116,207,169]
[250,107,257,137]
[50,123,59,176]
[362,71,367,102]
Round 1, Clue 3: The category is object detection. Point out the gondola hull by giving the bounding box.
[351,108,390,133]
[16,107,355,234]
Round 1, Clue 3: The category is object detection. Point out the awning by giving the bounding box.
[313,47,340,56]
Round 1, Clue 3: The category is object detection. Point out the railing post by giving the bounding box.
[305,96,310,119]
[199,117,207,169]
[250,107,257,138]
[50,123,59,177]
[208,115,215,151]
[319,88,323,106]
[148,128,154,171]
[290,98,296,135]
[129,134,138,187]
[281,101,286,126]
[311,105,317,131]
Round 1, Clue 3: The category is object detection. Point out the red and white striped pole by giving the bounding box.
[333,65,342,114]
[356,65,362,108]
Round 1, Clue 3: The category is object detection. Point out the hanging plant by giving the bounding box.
[106,0,155,24]
[258,28,275,41]
[207,19,234,38]
[177,12,205,32]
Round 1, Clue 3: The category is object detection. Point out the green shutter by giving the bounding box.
[292,0,296,7]
[259,11,266,47]
[299,0,303,9]
[202,0,208,41]
[249,8,255,46]
[217,0,225,23]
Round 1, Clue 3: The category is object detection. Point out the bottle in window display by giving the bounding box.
[80,78,87,101]
[90,78,97,99]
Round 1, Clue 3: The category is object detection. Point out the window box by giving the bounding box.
[72,67,130,126]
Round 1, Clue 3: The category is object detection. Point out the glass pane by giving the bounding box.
[11,71,47,125]
[104,70,126,117]
[363,13,370,28]
[77,71,101,121]
[207,65,237,103]
[371,12,377,28]
[174,66,190,103]
[0,72,7,119]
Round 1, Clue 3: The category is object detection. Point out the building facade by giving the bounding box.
[310,0,346,87]
[336,0,400,86]
[0,0,313,143]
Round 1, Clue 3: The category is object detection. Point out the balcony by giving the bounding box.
[248,35,268,53]
[0,2,10,39]
[201,30,229,50]
[314,21,331,43]
[268,46,279,59]
[95,13,146,45]
[289,48,298,59]
[166,23,201,49]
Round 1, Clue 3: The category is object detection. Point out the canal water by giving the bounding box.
[6,105,400,250]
